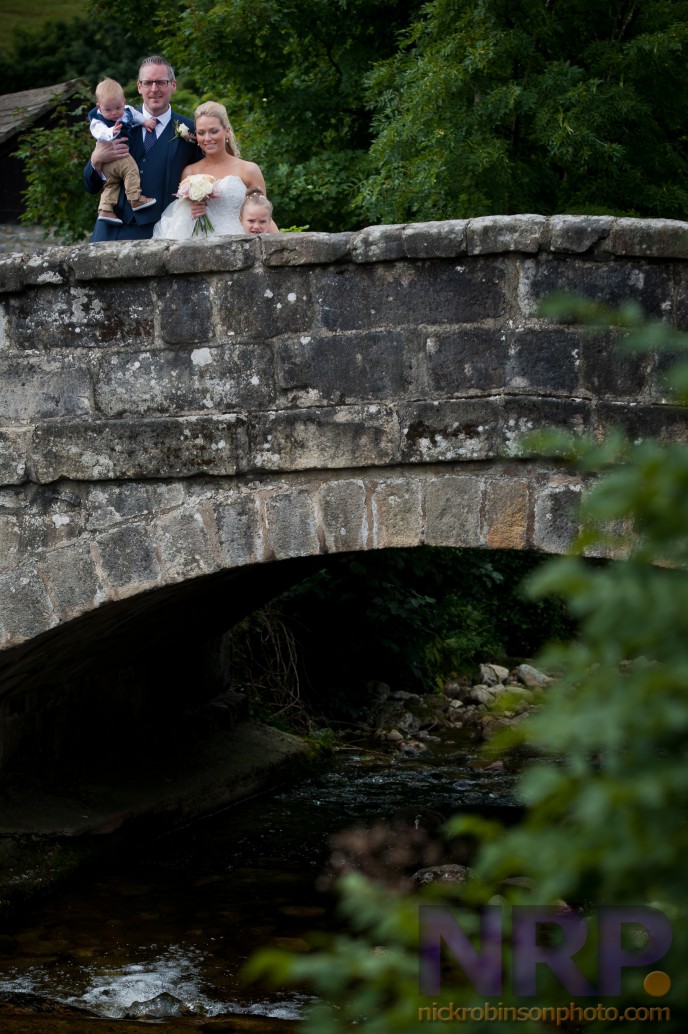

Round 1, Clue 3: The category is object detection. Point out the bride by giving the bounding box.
[153,101,277,240]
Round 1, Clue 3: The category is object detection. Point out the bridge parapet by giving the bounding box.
[1,214,688,485]
[0,215,687,654]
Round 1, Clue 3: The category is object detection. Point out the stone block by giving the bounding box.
[371,477,424,548]
[6,281,155,350]
[36,540,104,620]
[276,329,421,405]
[500,396,592,454]
[505,327,580,394]
[213,491,263,568]
[467,215,548,254]
[0,428,31,485]
[68,239,171,280]
[154,506,219,582]
[0,562,56,648]
[95,342,275,417]
[157,278,215,344]
[594,400,688,443]
[483,476,529,549]
[164,237,256,275]
[29,415,245,482]
[352,225,407,263]
[400,398,507,463]
[94,522,161,594]
[604,218,688,259]
[0,513,21,573]
[402,221,468,258]
[548,215,614,254]
[518,256,670,320]
[264,487,320,559]
[533,479,584,554]
[21,250,71,287]
[424,474,482,547]
[248,405,400,472]
[16,485,86,554]
[0,255,24,294]
[314,259,506,332]
[261,232,352,266]
[319,478,368,553]
[0,358,93,421]
[85,481,185,532]
[579,330,651,399]
[214,267,314,340]
[426,327,509,394]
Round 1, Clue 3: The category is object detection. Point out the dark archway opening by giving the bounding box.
[0,546,574,791]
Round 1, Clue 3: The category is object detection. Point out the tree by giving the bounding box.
[14,100,98,243]
[245,304,688,1030]
[0,15,150,96]
[358,0,688,223]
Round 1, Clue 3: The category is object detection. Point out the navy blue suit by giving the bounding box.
[83,109,203,242]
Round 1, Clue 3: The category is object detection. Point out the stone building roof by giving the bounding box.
[0,78,89,146]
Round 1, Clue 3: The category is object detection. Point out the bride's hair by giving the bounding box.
[194,101,240,156]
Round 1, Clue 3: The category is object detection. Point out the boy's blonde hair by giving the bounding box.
[95,78,126,104]
[240,190,273,219]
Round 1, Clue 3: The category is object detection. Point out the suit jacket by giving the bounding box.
[84,109,203,242]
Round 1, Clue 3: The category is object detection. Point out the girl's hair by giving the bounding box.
[240,190,273,218]
[194,101,240,156]
[95,78,125,103]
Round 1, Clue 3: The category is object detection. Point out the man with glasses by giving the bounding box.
[84,56,202,242]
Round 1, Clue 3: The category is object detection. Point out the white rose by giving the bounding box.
[178,124,190,139]
[187,175,215,202]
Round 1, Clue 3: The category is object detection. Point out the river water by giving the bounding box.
[0,727,518,1031]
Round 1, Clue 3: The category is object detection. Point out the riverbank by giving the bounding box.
[0,721,329,917]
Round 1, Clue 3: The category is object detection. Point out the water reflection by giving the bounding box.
[0,728,517,1027]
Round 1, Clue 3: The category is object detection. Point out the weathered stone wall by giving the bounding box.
[1,214,688,663]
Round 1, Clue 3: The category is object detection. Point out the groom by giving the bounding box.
[84,55,202,242]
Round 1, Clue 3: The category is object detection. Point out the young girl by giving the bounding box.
[240,191,274,235]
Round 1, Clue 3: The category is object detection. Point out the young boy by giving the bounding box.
[89,78,157,224]
[239,191,274,234]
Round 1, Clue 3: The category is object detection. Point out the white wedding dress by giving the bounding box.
[153,175,247,240]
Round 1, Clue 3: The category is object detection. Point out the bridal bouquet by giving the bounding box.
[176,174,219,236]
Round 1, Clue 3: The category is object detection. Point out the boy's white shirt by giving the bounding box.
[89,104,148,141]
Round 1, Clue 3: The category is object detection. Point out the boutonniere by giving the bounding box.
[172,121,197,143]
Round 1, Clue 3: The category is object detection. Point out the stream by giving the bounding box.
[0,726,519,1031]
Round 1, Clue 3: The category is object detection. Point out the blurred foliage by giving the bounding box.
[244,304,688,1029]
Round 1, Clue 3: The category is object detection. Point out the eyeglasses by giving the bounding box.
[139,79,173,88]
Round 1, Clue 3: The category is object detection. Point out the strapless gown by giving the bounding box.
[153,175,247,240]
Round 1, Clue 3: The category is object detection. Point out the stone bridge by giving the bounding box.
[1,214,687,767]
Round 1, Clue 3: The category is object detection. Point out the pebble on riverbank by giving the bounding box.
[369,660,553,748]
